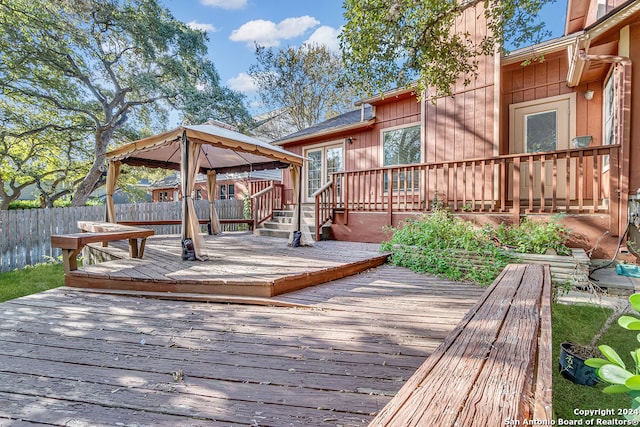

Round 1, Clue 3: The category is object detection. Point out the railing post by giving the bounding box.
[252,197,259,235]
[609,147,621,237]
[513,157,521,225]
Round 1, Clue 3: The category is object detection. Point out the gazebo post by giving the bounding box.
[105,160,121,223]
[181,131,189,241]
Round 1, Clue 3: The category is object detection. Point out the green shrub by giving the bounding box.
[494,215,571,256]
[381,211,514,286]
[381,212,572,286]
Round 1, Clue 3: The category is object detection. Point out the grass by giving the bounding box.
[553,302,638,422]
[0,263,65,302]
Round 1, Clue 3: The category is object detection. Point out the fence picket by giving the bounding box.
[0,200,243,272]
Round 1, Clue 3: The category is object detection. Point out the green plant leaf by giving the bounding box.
[585,358,611,368]
[598,364,633,385]
[603,384,632,394]
[599,344,626,368]
[619,315,640,330]
[632,349,640,372]
[628,375,640,390]
[630,293,640,312]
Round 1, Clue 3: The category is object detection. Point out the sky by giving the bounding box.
[162,0,569,116]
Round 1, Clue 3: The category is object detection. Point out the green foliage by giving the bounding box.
[340,0,552,98]
[0,0,251,208]
[494,215,572,256]
[0,263,64,302]
[553,303,633,422]
[381,211,514,285]
[586,294,640,421]
[249,43,359,136]
[381,212,572,286]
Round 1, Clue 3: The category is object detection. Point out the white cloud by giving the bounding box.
[229,16,320,48]
[200,0,247,10]
[305,26,341,52]
[227,72,257,94]
[187,21,218,33]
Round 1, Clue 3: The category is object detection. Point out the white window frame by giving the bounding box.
[303,140,344,202]
[380,122,422,194]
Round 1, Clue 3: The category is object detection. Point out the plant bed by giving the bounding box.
[382,211,580,287]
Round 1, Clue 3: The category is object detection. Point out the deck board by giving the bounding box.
[69,233,389,297]
[0,264,483,426]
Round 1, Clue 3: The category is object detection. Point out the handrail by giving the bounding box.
[337,145,621,175]
[250,184,274,199]
[331,145,620,230]
[314,180,334,241]
[311,181,333,198]
[250,183,285,230]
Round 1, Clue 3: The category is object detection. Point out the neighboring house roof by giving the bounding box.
[250,108,298,142]
[274,105,375,145]
[150,170,282,190]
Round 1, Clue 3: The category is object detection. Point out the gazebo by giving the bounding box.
[104,124,305,259]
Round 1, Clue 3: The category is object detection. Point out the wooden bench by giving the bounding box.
[371,263,552,426]
[51,222,154,273]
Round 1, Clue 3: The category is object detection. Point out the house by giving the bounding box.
[149,171,282,203]
[273,0,640,259]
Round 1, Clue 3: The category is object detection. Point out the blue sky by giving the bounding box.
[162,0,568,115]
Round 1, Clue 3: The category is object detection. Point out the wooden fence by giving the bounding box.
[0,199,245,272]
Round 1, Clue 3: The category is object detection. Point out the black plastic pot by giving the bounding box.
[559,342,599,386]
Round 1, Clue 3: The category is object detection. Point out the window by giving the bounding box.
[383,124,421,166]
[219,185,227,200]
[228,184,235,199]
[304,144,343,200]
[195,189,202,200]
[525,111,557,153]
[382,124,421,192]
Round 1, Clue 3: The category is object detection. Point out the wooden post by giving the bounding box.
[513,157,521,225]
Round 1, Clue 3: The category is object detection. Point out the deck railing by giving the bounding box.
[318,145,620,227]
[313,181,334,241]
[250,182,284,228]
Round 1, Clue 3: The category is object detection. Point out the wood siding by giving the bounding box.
[629,21,640,194]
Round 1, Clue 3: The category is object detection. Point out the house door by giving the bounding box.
[509,94,575,200]
[304,144,343,203]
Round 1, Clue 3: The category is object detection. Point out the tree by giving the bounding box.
[0,95,92,209]
[340,0,552,98]
[0,0,252,207]
[249,43,358,136]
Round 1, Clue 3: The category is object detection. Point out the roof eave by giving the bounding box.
[501,34,580,66]
[273,118,376,146]
[355,85,418,106]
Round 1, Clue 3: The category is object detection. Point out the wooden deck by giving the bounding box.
[0,265,484,426]
[66,233,389,297]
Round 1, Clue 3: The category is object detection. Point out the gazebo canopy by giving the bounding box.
[106,124,303,172]
[103,124,307,259]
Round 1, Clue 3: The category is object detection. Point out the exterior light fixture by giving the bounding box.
[584,90,595,100]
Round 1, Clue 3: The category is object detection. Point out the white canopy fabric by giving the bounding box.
[104,124,306,259]
[107,125,303,173]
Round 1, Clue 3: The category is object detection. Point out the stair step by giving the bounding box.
[263,221,291,230]
[255,228,290,239]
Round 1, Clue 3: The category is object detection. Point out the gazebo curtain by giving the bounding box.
[105,160,121,223]
[287,165,313,246]
[206,170,221,235]
[181,136,207,260]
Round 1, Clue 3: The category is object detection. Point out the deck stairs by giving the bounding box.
[255,206,330,241]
